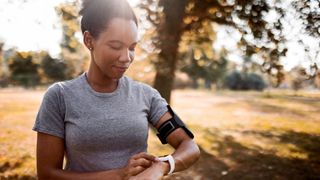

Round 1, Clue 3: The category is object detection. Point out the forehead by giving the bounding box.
[98,18,138,44]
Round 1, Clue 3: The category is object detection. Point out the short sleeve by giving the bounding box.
[32,83,65,139]
[143,85,168,126]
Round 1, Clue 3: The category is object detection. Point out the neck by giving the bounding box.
[86,62,119,93]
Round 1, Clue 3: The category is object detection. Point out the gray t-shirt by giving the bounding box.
[32,73,168,172]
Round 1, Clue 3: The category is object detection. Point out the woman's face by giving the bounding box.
[89,18,138,79]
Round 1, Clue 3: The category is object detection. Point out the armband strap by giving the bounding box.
[156,105,194,144]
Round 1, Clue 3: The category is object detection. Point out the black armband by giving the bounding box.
[156,105,194,144]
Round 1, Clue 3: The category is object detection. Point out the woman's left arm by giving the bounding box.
[133,112,200,179]
[154,112,200,173]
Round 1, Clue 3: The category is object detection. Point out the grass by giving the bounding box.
[0,88,320,179]
[0,89,43,179]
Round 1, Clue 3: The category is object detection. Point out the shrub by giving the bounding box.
[223,71,266,91]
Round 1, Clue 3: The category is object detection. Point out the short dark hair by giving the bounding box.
[79,0,138,39]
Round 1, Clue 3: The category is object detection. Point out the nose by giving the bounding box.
[119,49,134,64]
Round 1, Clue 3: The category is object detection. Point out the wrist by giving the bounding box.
[118,168,127,180]
[157,154,175,175]
[157,161,170,175]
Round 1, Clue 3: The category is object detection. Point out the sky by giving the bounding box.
[0,0,140,56]
[0,0,318,71]
[0,0,70,56]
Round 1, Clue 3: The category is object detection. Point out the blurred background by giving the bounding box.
[0,0,319,179]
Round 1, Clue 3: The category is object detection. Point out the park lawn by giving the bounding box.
[0,88,319,180]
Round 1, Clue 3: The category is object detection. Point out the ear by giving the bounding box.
[83,31,94,51]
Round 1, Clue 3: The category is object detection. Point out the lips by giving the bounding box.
[115,66,128,69]
[113,66,128,73]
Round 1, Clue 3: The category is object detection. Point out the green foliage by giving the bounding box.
[246,73,266,90]
[0,42,9,87]
[41,54,67,82]
[224,71,242,90]
[293,0,320,38]
[55,2,89,79]
[223,71,266,91]
[179,20,228,89]
[8,52,40,88]
[181,50,228,89]
[56,2,81,53]
[0,76,9,88]
[0,42,4,75]
[138,0,292,100]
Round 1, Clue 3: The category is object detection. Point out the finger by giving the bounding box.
[132,158,153,168]
[130,166,146,176]
[131,152,144,159]
[133,152,156,161]
[132,152,149,159]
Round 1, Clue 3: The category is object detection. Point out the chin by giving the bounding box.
[114,74,124,79]
[110,72,125,80]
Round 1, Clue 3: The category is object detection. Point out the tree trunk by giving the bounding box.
[205,79,212,89]
[192,77,199,89]
[154,59,176,103]
[153,0,188,103]
[0,42,3,76]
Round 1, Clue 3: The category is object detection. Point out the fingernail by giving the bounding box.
[155,157,161,162]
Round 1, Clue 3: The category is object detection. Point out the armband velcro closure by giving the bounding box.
[157,118,178,144]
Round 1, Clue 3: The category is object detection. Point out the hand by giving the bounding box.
[130,161,169,180]
[122,152,157,180]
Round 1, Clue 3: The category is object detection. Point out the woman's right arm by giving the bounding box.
[36,132,155,180]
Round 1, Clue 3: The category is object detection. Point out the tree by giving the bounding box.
[181,48,228,89]
[41,53,67,82]
[289,66,311,91]
[283,0,320,84]
[140,0,188,102]
[0,41,4,76]
[223,71,266,91]
[56,1,89,79]
[293,0,320,39]
[292,0,320,81]
[8,51,40,88]
[246,73,266,90]
[140,0,289,102]
[315,72,320,89]
[0,41,8,87]
[179,20,227,89]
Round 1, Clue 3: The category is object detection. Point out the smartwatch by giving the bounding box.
[158,155,175,175]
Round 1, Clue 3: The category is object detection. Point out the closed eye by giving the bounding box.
[108,42,123,50]
[108,40,137,51]
[129,43,137,51]
[110,45,122,50]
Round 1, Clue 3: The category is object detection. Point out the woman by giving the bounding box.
[33,0,200,179]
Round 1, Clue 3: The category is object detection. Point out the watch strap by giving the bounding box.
[158,155,175,174]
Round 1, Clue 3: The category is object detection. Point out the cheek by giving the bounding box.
[96,48,119,63]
